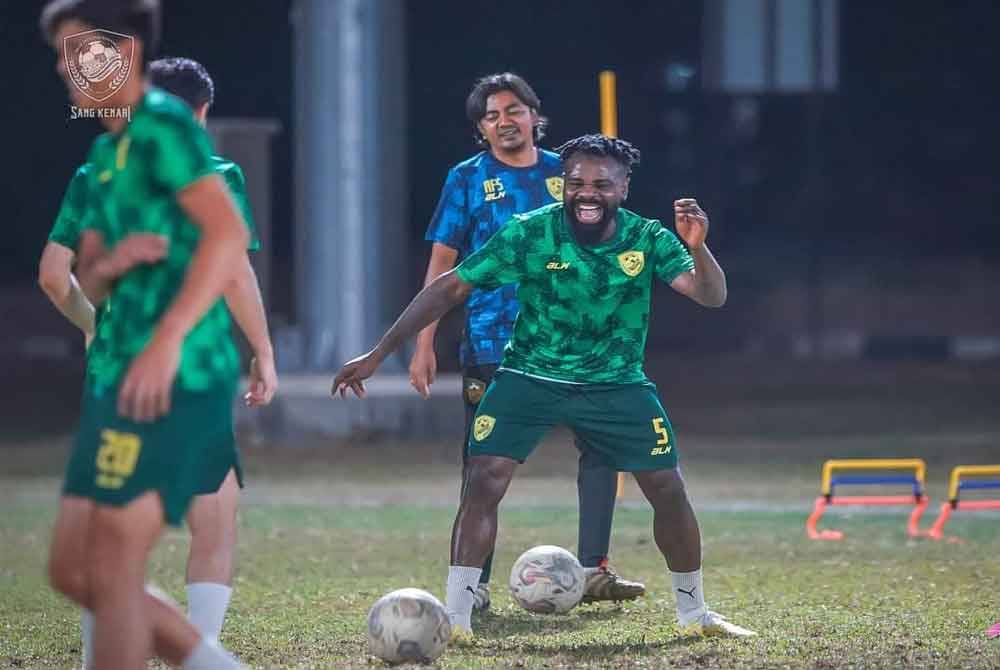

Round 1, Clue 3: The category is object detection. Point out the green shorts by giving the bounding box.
[468,370,679,471]
[63,383,241,526]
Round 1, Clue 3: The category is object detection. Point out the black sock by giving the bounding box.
[576,443,617,567]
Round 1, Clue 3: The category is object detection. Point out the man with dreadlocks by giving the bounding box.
[410,72,643,613]
[332,134,756,641]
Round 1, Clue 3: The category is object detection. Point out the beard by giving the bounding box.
[566,197,617,246]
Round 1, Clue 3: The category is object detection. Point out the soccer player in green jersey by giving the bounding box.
[411,72,644,612]
[39,54,277,666]
[333,134,756,640]
[41,0,250,667]
[147,54,277,642]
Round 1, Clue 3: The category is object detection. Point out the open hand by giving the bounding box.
[331,351,380,399]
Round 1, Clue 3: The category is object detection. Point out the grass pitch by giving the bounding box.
[2,358,999,668]
[2,454,999,669]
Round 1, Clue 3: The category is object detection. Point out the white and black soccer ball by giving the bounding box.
[509,545,585,614]
[366,588,451,664]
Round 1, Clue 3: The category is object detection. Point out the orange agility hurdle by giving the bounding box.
[926,465,1000,540]
[806,459,929,540]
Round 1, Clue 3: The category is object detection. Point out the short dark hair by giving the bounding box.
[40,0,161,66]
[556,134,642,175]
[148,57,215,109]
[465,72,548,146]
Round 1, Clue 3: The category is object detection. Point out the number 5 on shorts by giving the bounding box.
[95,429,142,489]
[650,417,671,455]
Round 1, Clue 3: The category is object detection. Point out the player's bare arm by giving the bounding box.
[223,254,278,406]
[76,230,170,306]
[38,241,96,341]
[116,174,249,422]
[332,270,472,398]
[409,242,460,398]
[668,198,727,308]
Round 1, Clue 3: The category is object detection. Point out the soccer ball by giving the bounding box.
[509,545,585,614]
[366,588,451,664]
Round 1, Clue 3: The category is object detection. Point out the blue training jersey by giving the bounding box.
[426,149,563,367]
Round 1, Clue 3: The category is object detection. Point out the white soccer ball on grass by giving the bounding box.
[509,545,585,614]
[366,588,451,664]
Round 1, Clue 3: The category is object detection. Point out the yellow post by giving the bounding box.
[600,69,624,499]
[599,70,618,138]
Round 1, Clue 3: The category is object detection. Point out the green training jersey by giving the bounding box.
[455,203,695,384]
[211,155,260,251]
[49,163,92,250]
[83,88,239,393]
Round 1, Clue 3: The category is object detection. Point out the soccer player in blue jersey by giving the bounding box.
[408,73,644,610]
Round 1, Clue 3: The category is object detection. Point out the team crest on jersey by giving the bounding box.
[617,251,645,277]
[473,415,496,441]
[545,176,564,201]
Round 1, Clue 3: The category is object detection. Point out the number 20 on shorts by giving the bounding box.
[650,417,671,455]
[95,429,142,489]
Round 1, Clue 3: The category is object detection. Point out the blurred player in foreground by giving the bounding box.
[411,72,643,611]
[333,134,756,640]
[41,0,258,666]
[39,52,276,666]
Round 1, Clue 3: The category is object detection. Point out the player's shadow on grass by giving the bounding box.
[474,605,640,638]
[479,635,704,658]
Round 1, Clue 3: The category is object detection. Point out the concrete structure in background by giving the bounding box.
[291,0,408,372]
[208,119,281,307]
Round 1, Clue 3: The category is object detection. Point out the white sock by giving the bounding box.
[182,637,243,670]
[671,569,707,626]
[186,582,233,640]
[81,609,95,670]
[445,565,482,631]
[583,566,601,577]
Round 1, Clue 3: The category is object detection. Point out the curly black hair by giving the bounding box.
[149,57,214,109]
[465,72,548,146]
[556,134,641,175]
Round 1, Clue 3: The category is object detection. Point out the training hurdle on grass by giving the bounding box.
[806,459,929,540]
[925,465,1000,540]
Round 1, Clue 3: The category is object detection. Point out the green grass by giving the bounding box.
[2,500,999,669]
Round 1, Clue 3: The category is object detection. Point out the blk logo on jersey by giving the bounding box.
[546,261,570,271]
[483,177,506,201]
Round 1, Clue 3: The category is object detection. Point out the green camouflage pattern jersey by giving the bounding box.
[48,163,93,250]
[455,203,694,384]
[211,155,260,252]
[82,88,240,393]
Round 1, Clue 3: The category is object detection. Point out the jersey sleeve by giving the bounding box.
[651,222,695,284]
[424,167,468,250]
[455,214,529,289]
[47,165,91,250]
[220,163,260,251]
[147,113,216,194]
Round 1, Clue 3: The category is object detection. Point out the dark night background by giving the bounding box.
[1,0,997,359]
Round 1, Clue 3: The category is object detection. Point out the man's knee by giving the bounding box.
[48,551,88,603]
[637,469,689,508]
[464,456,516,507]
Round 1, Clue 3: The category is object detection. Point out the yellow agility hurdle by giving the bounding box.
[926,465,1000,540]
[806,459,930,540]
